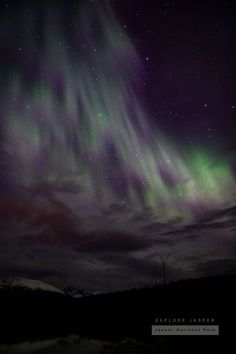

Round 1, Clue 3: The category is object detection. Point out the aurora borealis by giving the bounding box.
[0,0,236,291]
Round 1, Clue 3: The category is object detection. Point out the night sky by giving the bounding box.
[0,0,236,292]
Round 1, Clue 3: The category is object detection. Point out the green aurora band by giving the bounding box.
[2,1,235,224]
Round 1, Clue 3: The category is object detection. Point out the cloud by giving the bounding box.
[163,204,236,237]
[140,222,167,233]
[30,208,79,235]
[0,199,33,220]
[1,195,236,292]
[75,230,153,253]
[20,214,154,254]
[195,258,236,277]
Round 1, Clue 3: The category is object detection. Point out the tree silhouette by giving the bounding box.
[150,251,182,286]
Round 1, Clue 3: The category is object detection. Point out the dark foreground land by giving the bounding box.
[0,274,235,352]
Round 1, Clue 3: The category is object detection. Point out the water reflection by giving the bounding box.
[0,336,104,354]
[0,336,152,354]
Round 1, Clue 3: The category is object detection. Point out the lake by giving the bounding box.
[0,335,159,354]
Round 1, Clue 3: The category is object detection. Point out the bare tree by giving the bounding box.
[150,251,183,286]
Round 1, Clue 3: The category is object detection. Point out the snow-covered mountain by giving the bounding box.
[0,277,64,295]
[63,285,90,298]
